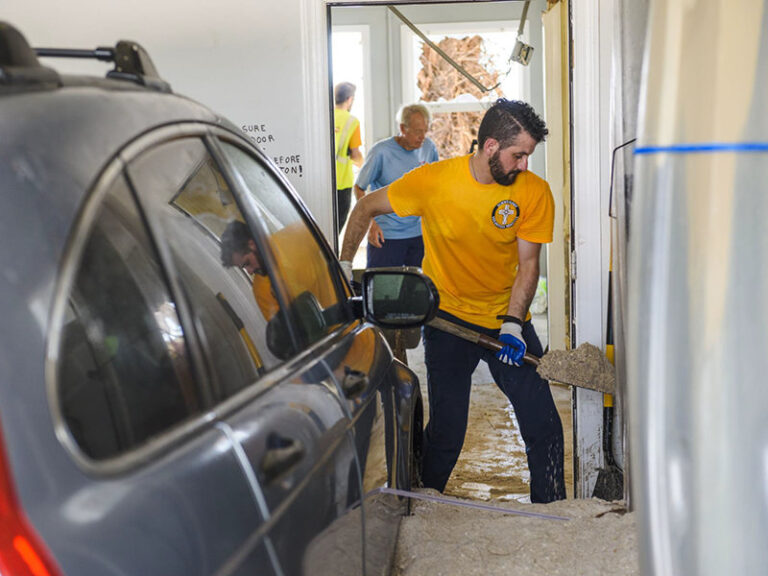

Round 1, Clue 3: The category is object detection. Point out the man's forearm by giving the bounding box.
[341,187,394,262]
[353,184,366,200]
[350,148,364,168]
[340,202,371,262]
[506,259,539,320]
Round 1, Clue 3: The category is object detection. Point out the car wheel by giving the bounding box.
[405,398,424,515]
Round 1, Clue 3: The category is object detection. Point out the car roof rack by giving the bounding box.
[0,21,60,89]
[35,41,172,93]
[0,21,171,93]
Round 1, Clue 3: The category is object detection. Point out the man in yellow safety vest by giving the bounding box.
[334,82,364,237]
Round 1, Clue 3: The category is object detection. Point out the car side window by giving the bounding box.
[57,175,203,460]
[126,138,282,400]
[219,141,348,351]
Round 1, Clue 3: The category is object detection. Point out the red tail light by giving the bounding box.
[0,423,62,576]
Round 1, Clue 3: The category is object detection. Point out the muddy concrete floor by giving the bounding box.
[400,315,638,575]
[442,382,572,502]
[394,495,637,576]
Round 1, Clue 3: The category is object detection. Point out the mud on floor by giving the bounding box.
[394,494,638,576]
[442,383,573,502]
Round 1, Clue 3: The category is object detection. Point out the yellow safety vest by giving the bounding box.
[334,109,359,189]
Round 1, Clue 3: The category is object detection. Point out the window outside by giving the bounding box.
[402,22,529,158]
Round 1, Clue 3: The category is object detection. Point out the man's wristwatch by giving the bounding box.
[496,314,523,326]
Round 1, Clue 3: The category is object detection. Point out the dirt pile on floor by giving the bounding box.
[537,343,615,394]
[394,493,638,576]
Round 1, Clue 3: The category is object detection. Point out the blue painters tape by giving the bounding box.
[635,142,768,154]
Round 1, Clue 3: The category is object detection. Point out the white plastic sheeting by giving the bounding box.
[629,1,768,574]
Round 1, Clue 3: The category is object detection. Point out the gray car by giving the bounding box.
[0,22,437,576]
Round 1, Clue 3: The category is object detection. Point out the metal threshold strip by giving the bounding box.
[367,486,570,522]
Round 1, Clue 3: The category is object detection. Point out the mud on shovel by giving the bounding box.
[426,317,614,394]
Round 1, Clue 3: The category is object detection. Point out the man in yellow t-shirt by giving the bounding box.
[334,82,364,237]
[339,99,564,503]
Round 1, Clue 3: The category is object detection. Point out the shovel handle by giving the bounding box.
[427,317,540,367]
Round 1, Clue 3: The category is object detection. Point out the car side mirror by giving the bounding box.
[360,267,439,328]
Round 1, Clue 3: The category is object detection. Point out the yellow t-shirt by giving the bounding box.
[250,220,338,321]
[388,154,554,329]
[252,273,279,320]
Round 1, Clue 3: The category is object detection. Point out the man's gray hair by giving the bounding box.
[397,103,431,128]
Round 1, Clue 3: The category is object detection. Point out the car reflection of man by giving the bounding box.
[220,220,343,359]
[220,220,280,321]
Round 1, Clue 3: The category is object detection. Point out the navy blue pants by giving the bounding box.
[366,235,424,268]
[421,311,565,503]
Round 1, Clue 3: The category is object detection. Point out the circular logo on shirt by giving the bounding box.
[491,200,520,229]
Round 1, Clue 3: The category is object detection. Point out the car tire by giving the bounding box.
[405,398,424,515]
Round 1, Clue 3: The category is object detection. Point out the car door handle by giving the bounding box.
[342,367,368,399]
[259,433,305,483]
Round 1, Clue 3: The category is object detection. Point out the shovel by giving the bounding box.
[426,316,613,394]
[591,228,624,500]
[427,317,541,367]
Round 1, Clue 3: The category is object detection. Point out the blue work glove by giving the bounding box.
[495,321,526,366]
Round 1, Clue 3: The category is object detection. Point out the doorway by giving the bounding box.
[326,0,571,501]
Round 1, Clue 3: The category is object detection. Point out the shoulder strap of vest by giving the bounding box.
[335,115,358,161]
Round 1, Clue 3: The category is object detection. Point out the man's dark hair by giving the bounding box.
[220,220,251,267]
[476,99,548,149]
[334,82,356,105]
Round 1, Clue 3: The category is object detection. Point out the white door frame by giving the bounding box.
[571,0,615,498]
